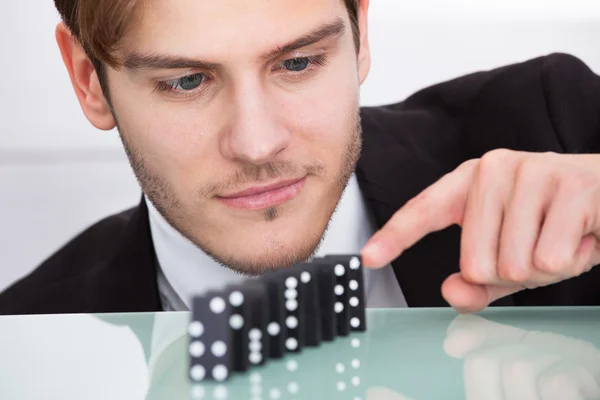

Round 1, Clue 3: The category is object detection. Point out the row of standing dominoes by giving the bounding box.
[187,254,366,382]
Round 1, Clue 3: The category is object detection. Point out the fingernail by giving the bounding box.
[361,241,381,264]
[362,242,380,257]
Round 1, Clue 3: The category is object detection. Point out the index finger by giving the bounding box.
[360,160,477,268]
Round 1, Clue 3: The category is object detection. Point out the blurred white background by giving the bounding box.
[1,0,599,291]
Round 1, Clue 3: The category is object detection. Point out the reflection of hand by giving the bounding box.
[367,386,417,400]
[444,314,600,400]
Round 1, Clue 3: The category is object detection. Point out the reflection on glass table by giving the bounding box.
[0,307,599,399]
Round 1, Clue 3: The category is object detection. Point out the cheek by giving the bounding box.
[113,84,219,184]
[278,61,360,158]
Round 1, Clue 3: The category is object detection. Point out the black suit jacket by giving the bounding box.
[2,53,600,315]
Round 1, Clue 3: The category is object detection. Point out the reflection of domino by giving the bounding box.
[187,255,367,382]
[333,336,364,396]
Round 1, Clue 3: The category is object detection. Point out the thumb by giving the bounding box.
[441,273,523,314]
[577,234,600,272]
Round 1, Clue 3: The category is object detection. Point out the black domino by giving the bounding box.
[260,272,287,359]
[276,267,306,353]
[223,285,251,372]
[323,255,366,332]
[306,259,337,342]
[316,257,350,336]
[187,253,367,382]
[243,281,271,366]
[188,291,234,382]
[296,262,322,347]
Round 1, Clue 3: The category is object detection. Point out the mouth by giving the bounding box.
[216,177,307,210]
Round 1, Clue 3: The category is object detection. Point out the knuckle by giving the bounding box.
[459,257,489,284]
[478,149,514,176]
[516,158,546,184]
[533,250,571,274]
[560,169,597,193]
[498,260,528,283]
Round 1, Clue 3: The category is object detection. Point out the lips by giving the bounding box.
[219,178,305,198]
[216,177,307,210]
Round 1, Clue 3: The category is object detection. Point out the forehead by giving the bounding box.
[123,0,349,59]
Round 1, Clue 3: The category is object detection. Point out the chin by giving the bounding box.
[202,214,329,276]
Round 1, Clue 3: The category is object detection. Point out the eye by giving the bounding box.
[174,73,205,90]
[282,58,310,72]
[156,73,206,93]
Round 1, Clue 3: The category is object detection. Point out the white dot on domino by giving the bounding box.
[267,322,280,336]
[335,264,346,276]
[285,277,298,289]
[349,280,359,291]
[334,302,344,313]
[352,376,360,386]
[301,271,311,283]
[212,365,229,382]
[286,337,298,351]
[284,288,297,300]
[188,321,204,338]
[249,341,262,352]
[190,365,206,381]
[351,338,360,348]
[229,291,244,307]
[269,388,281,399]
[286,300,298,311]
[286,316,298,329]
[334,285,344,295]
[336,363,345,373]
[249,352,263,365]
[337,381,346,391]
[350,257,361,269]
[229,314,244,330]
[350,318,360,328]
[350,297,359,307]
[249,328,262,341]
[211,340,227,357]
[189,341,205,357]
[352,359,360,368]
[210,297,226,314]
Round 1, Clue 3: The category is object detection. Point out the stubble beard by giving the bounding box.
[118,110,363,276]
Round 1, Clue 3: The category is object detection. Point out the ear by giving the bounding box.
[55,23,116,131]
[357,0,371,85]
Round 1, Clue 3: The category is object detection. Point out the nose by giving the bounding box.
[221,78,291,165]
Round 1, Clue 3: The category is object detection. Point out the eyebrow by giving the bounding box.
[260,17,346,61]
[122,17,346,72]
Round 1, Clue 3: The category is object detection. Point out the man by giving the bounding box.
[1,0,600,315]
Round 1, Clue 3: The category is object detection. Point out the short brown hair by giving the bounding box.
[55,0,361,72]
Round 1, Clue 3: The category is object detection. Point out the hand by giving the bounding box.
[361,149,600,312]
[444,314,600,399]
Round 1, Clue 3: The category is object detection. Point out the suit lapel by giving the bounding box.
[86,197,163,313]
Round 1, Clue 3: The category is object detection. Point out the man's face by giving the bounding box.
[105,0,370,274]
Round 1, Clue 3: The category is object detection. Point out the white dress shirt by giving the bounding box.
[146,173,407,310]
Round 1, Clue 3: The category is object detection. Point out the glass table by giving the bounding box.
[0,307,599,399]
